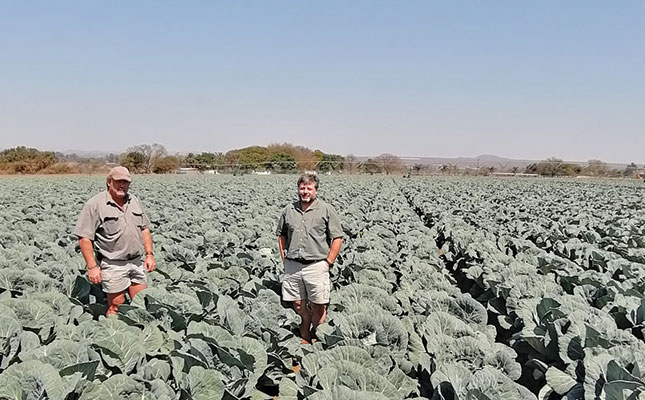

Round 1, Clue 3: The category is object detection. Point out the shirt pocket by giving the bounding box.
[310,219,327,238]
[129,206,145,228]
[101,215,124,236]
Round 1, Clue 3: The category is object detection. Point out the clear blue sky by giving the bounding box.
[1,1,643,163]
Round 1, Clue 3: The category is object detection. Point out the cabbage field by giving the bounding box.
[0,175,644,400]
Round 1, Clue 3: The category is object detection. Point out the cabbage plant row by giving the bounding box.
[0,175,643,399]
[403,178,645,399]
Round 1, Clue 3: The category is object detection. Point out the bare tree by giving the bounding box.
[126,143,167,173]
[623,162,638,178]
[375,153,406,175]
[584,159,609,177]
[440,164,458,174]
[412,163,427,175]
[361,158,382,175]
[344,154,358,174]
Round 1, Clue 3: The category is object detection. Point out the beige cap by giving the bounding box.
[108,166,132,182]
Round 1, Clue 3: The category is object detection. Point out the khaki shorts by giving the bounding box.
[99,258,146,294]
[282,259,330,304]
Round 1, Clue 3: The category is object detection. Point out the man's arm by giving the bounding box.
[325,237,343,266]
[325,205,343,266]
[79,237,101,284]
[142,228,156,272]
[276,207,288,262]
[278,235,287,261]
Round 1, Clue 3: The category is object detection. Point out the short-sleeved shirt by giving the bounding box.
[73,191,151,261]
[276,198,343,261]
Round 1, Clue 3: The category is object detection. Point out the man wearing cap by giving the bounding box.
[276,172,343,343]
[74,166,155,316]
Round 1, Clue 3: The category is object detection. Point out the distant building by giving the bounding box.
[177,167,199,175]
[492,172,539,178]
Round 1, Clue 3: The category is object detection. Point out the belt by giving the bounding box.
[98,254,143,262]
[287,258,325,264]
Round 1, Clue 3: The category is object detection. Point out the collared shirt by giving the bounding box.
[73,191,151,261]
[276,198,343,261]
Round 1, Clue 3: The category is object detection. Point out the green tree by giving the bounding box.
[182,153,196,167]
[316,153,345,172]
[120,151,146,173]
[0,146,56,173]
[266,143,317,170]
[269,152,297,172]
[183,152,224,170]
[152,156,179,173]
[226,146,269,170]
[238,146,268,168]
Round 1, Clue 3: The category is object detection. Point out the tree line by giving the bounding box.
[523,158,639,178]
[0,145,641,178]
[0,144,408,175]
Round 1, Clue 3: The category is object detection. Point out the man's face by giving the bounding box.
[298,181,317,204]
[108,178,130,201]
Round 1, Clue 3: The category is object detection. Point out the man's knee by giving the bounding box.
[129,282,147,298]
[109,292,125,305]
[293,300,309,315]
[106,291,126,315]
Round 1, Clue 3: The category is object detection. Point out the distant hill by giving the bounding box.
[410,154,537,168]
[356,154,629,169]
[355,154,534,168]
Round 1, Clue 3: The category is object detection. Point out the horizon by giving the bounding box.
[8,144,635,167]
[2,1,643,164]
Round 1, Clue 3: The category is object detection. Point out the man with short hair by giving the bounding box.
[276,173,343,343]
[74,166,156,316]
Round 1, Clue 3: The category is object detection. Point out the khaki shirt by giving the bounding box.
[74,191,151,261]
[276,198,343,261]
